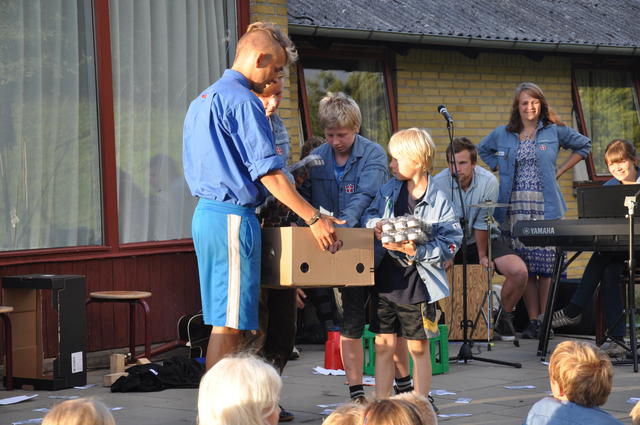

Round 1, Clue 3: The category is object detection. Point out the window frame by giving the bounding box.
[0,0,248,266]
[294,40,398,141]
[572,62,640,183]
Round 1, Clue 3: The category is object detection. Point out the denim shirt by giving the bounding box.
[432,166,500,245]
[360,177,464,303]
[524,397,623,425]
[301,135,388,228]
[478,122,591,224]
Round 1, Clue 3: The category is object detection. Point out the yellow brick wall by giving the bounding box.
[249,0,303,160]
[396,48,589,278]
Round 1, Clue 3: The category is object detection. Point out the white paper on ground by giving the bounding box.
[110,407,124,411]
[627,397,640,404]
[455,398,472,404]
[73,384,95,389]
[430,389,456,396]
[32,408,50,413]
[363,376,375,385]
[438,413,473,418]
[312,366,346,376]
[0,394,38,405]
[321,409,336,415]
[317,403,343,408]
[11,419,43,425]
[504,385,536,389]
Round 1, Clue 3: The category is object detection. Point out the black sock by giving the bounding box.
[394,375,413,393]
[349,384,365,399]
[564,303,582,318]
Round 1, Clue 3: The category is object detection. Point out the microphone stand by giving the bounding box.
[444,118,521,368]
[620,194,639,371]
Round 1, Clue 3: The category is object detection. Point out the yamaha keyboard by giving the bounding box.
[513,218,640,251]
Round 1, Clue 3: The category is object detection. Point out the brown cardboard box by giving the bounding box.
[261,227,374,287]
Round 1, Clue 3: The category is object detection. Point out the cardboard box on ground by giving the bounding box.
[261,227,375,288]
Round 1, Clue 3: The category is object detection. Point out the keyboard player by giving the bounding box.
[551,139,639,357]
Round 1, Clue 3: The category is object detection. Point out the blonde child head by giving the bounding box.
[42,398,115,425]
[549,341,613,407]
[197,354,282,425]
[388,128,436,174]
[391,392,437,425]
[322,403,365,425]
[362,398,425,425]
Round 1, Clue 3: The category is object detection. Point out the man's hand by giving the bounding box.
[295,289,307,309]
[479,256,494,270]
[309,215,345,251]
[382,240,416,257]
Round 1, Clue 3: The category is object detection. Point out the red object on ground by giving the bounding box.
[324,329,344,370]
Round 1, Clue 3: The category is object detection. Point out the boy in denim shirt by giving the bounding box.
[362,128,462,400]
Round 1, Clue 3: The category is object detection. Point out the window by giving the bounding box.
[0,0,102,251]
[110,0,231,243]
[574,69,640,177]
[299,54,395,149]
[0,0,236,254]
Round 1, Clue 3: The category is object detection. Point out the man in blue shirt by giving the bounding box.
[433,137,528,341]
[183,22,343,370]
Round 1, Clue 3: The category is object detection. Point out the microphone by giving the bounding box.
[437,105,454,123]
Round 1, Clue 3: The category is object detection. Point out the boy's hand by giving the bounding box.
[295,289,307,309]
[444,259,454,271]
[374,221,383,240]
[382,240,416,257]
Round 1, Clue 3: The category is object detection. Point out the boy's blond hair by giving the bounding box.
[630,400,640,425]
[318,92,362,132]
[549,341,613,407]
[322,403,365,425]
[42,398,115,425]
[363,399,425,425]
[392,393,437,425]
[388,128,436,173]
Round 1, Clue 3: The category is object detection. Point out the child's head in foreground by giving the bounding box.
[42,398,115,425]
[197,353,282,425]
[322,403,365,425]
[549,340,613,407]
[391,392,437,425]
[362,398,425,425]
[388,128,436,180]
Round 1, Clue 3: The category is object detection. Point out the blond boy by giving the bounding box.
[524,341,623,425]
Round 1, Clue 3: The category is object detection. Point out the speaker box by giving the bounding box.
[2,274,87,390]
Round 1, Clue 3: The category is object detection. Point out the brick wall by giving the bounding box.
[249,0,303,159]
[395,48,589,277]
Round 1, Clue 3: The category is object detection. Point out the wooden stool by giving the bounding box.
[0,306,13,390]
[86,291,152,360]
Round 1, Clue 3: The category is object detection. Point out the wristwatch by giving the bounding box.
[305,209,321,226]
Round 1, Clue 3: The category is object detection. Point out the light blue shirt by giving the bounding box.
[432,166,500,245]
[478,122,591,224]
[361,177,463,303]
[300,134,388,228]
[524,397,623,425]
[183,70,284,207]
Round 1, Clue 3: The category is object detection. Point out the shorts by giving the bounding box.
[192,198,261,330]
[335,286,370,339]
[369,296,429,340]
[454,237,517,274]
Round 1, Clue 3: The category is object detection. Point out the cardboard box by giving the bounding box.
[261,227,374,287]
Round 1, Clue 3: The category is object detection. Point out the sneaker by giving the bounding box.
[599,340,627,358]
[279,406,295,422]
[428,395,439,414]
[521,319,540,339]
[289,346,300,360]
[493,311,516,341]
[551,309,582,328]
[352,395,368,405]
